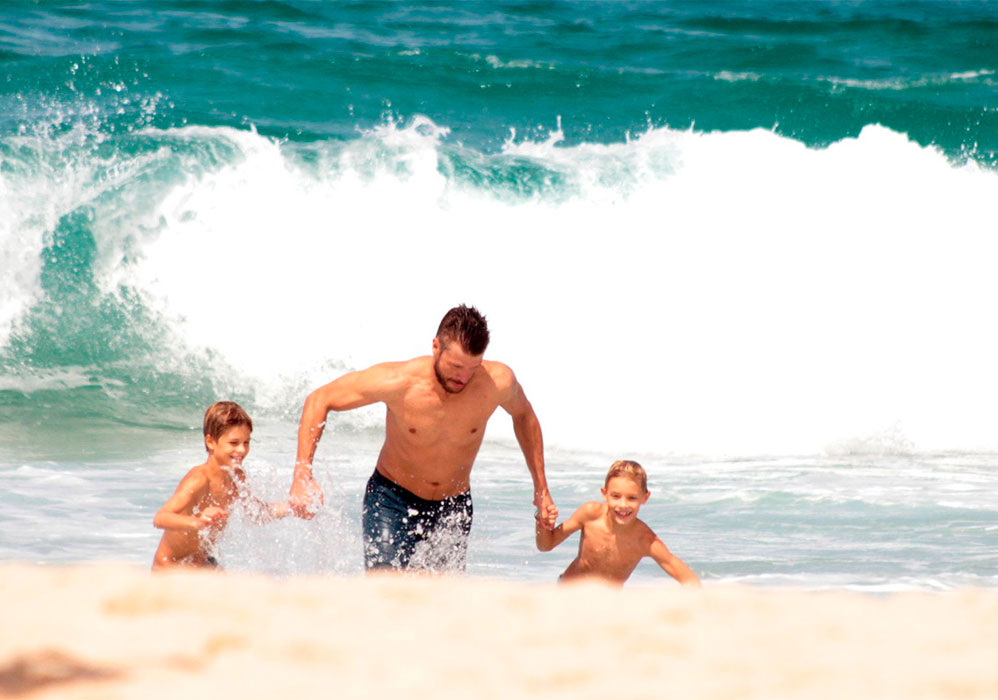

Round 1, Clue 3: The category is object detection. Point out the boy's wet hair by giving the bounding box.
[203,401,253,442]
[605,459,648,493]
[436,304,490,356]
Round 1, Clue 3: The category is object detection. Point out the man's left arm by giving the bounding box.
[497,365,558,530]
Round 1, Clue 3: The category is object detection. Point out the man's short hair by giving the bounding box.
[605,460,648,493]
[203,401,253,442]
[436,304,490,356]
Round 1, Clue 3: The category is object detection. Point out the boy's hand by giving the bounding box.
[289,471,324,519]
[534,490,558,531]
[198,506,227,530]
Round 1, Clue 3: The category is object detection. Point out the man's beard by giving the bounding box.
[434,357,465,394]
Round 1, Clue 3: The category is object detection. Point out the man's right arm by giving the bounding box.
[289,363,405,518]
[536,502,598,552]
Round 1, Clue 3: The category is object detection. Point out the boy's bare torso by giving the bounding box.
[152,463,244,568]
[562,503,656,585]
[375,357,508,501]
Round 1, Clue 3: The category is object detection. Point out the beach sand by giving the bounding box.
[1,564,996,699]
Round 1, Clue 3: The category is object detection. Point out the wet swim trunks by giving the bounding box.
[362,469,473,572]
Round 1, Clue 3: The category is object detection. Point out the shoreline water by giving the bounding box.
[3,423,997,590]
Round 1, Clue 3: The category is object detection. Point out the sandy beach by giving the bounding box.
[1,564,996,699]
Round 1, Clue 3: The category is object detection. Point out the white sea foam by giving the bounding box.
[0,109,166,348]
[714,71,761,83]
[821,69,997,91]
[0,148,63,348]
[0,366,102,393]
[483,54,548,70]
[6,118,998,457]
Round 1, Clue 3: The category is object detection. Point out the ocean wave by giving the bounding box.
[3,117,998,455]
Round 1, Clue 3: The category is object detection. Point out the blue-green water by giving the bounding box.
[4,1,996,155]
[1,1,997,588]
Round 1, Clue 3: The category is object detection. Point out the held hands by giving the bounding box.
[534,489,558,531]
[289,470,325,519]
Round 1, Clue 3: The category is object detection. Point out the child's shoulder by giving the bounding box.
[631,518,661,545]
[574,501,607,521]
[175,462,212,488]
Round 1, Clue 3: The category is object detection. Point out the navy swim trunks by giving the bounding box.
[362,469,473,572]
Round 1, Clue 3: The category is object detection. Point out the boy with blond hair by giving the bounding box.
[152,401,291,570]
[536,460,700,587]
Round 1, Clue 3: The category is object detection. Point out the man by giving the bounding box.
[289,305,558,572]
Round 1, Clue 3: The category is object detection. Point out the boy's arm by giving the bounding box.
[267,501,292,519]
[153,472,221,532]
[239,495,293,524]
[649,537,702,587]
[536,502,599,552]
[290,363,406,518]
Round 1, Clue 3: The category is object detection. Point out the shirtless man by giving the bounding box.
[289,305,558,572]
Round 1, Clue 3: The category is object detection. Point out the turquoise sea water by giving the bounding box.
[1,1,997,589]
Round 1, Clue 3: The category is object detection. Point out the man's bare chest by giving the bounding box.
[390,387,499,445]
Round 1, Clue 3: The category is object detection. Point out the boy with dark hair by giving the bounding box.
[152,401,290,570]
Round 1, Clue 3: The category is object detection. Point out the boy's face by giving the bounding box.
[205,425,251,467]
[601,476,650,525]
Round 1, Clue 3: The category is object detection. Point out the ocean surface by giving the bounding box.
[1,0,996,590]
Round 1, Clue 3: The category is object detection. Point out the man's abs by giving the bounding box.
[377,426,485,500]
[374,458,474,501]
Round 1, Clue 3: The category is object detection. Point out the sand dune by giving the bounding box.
[1,564,996,699]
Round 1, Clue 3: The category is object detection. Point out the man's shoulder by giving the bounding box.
[363,357,428,385]
[365,357,440,403]
[482,359,516,387]
[370,356,427,373]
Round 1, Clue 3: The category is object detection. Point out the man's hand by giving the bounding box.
[289,470,324,519]
[534,489,558,531]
